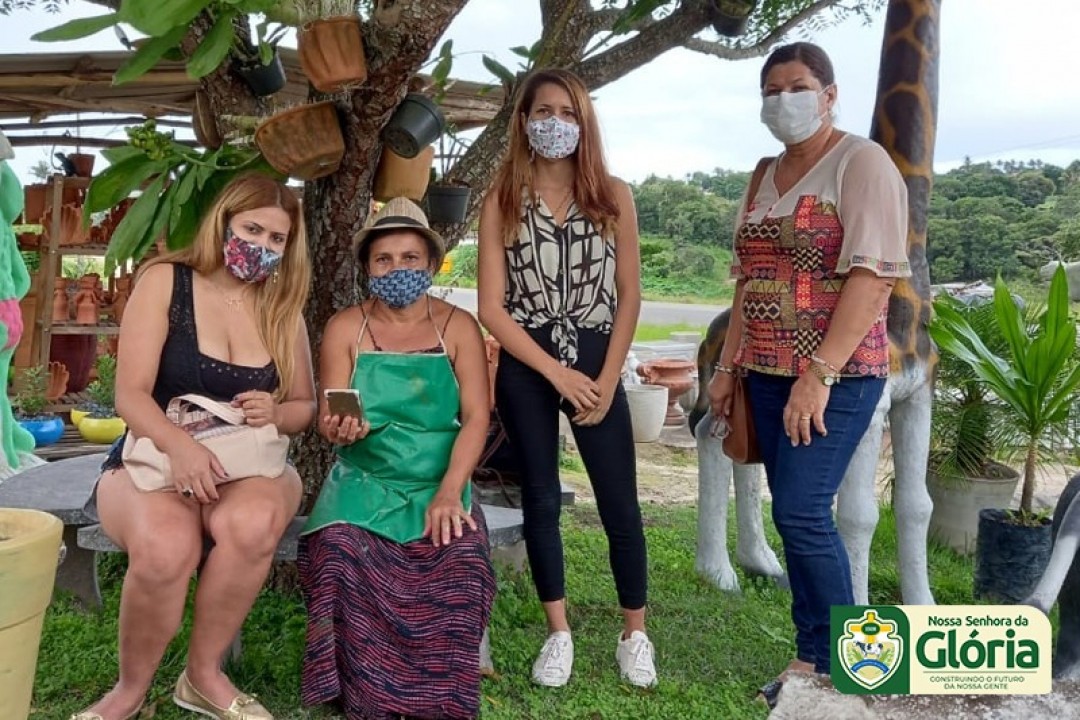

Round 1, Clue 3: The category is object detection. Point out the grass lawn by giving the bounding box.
[633,322,707,343]
[33,503,993,719]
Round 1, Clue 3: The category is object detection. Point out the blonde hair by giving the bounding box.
[138,173,310,400]
[493,68,620,246]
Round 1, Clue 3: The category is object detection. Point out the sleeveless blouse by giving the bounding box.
[731,134,911,378]
[153,263,279,408]
[503,195,616,365]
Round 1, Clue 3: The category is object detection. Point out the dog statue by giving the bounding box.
[689,309,786,591]
[1024,473,1080,679]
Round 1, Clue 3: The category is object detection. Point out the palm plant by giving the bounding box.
[929,265,1080,520]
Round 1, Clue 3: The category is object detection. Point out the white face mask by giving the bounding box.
[760,89,828,145]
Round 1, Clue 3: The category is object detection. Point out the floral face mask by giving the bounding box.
[526,115,581,159]
[223,227,282,283]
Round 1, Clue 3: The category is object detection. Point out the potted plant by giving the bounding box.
[925,294,1020,554]
[929,265,1080,602]
[295,0,368,93]
[383,93,447,160]
[12,365,65,447]
[709,0,758,37]
[76,354,126,444]
[232,19,289,96]
[424,131,472,225]
[255,101,346,180]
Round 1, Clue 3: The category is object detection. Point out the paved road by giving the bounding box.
[435,287,726,327]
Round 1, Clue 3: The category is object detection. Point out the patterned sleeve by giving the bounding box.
[836,142,912,278]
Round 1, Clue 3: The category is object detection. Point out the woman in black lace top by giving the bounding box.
[72,174,315,720]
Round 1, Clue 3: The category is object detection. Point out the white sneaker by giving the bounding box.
[616,630,657,687]
[531,631,574,687]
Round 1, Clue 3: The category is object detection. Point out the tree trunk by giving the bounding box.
[294,1,470,504]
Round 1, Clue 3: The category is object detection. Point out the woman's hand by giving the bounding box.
[423,490,478,547]
[708,370,736,419]
[572,375,618,426]
[167,438,227,504]
[234,390,280,428]
[319,413,370,446]
[549,366,600,414]
[783,374,831,445]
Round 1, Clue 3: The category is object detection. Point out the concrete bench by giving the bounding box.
[80,504,525,670]
[0,452,107,608]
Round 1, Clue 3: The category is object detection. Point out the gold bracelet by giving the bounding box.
[713,362,736,375]
[811,354,841,374]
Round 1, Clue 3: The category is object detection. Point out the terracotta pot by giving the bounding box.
[637,358,696,426]
[43,203,90,246]
[67,153,95,178]
[192,90,223,150]
[51,282,69,323]
[373,145,434,202]
[255,101,345,180]
[50,335,96,394]
[297,16,368,93]
[22,184,46,224]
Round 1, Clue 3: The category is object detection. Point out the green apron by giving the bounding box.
[303,324,468,544]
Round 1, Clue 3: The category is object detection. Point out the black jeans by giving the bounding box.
[495,326,648,610]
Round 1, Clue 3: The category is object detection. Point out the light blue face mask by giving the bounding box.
[367,268,433,309]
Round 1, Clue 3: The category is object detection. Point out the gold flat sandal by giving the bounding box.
[173,670,274,720]
[69,702,144,720]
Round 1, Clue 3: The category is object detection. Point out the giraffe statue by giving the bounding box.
[836,0,939,606]
[692,0,940,605]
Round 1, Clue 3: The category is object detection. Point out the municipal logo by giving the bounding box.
[836,608,904,690]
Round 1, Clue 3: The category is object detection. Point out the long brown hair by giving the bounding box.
[493,68,620,246]
[138,173,310,399]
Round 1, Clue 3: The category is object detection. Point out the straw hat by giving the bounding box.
[352,196,445,267]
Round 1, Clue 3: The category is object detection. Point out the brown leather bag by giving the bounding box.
[721,157,772,466]
[723,371,761,464]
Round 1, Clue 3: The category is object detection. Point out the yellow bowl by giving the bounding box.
[69,409,89,428]
[77,417,127,444]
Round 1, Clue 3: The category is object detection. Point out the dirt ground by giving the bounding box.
[561,423,1078,513]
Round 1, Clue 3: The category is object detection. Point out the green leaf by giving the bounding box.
[31,13,119,42]
[186,11,237,79]
[105,175,166,273]
[84,155,167,217]
[119,0,208,37]
[482,55,515,87]
[509,45,531,59]
[101,145,145,165]
[113,25,188,85]
[133,181,176,261]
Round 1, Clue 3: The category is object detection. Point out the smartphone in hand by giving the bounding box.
[324,389,364,421]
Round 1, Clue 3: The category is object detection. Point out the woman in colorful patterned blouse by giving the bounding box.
[707,42,910,705]
[477,69,655,688]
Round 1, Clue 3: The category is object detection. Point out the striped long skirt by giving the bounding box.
[298,507,496,720]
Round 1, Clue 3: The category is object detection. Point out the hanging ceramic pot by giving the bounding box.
[382,94,445,159]
[709,0,758,37]
[255,101,345,180]
[235,52,287,97]
[297,16,368,93]
[424,184,471,224]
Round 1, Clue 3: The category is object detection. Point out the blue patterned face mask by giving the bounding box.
[368,268,433,309]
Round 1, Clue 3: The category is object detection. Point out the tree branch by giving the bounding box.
[572,0,711,88]
[681,0,844,60]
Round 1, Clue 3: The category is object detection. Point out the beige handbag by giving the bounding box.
[122,393,290,492]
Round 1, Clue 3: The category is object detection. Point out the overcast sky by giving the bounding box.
[3,0,1079,185]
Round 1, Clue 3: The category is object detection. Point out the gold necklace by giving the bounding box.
[209,281,248,311]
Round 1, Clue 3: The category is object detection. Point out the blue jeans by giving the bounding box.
[747,371,885,673]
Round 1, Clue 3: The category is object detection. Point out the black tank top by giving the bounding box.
[151,264,279,409]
